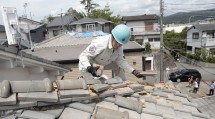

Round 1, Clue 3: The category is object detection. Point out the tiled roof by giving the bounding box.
[122,14,159,21]
[24,34,144,62]
[190,24,215,31]
[24,45,89,62]
[47,15,77,27]
[19,24,46,31]
[34,34,93,48]
[0,76,210,119]
[70,17,112,25]
[0,25,5,32]
[192,95,215,118]
[0,44,70,70]
[19,17,42,24]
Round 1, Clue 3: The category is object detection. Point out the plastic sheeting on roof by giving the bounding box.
[65,31,108,38]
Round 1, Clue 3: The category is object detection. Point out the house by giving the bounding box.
[19,17,47,43]
[0,25,6,41]
[122,14,160,49]
[186,23,215,54]
[24,32,144,80]
[46,15,77,38]
[69,17,113,33]
[0,34,211,119]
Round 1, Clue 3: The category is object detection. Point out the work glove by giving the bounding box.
[132,69,143,78]
[87,66,100,77]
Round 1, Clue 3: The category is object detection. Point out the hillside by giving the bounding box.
[164,9,215,24]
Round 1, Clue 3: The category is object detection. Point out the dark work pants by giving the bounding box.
[209,89,214,95]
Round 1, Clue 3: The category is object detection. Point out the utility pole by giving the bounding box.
[160,0,164,83]
[23,3,28,18]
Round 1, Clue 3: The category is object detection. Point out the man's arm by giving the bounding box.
[115,47,134,73]
[79,40,104,71]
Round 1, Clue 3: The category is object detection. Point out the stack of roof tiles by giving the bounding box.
[0,75,211,119]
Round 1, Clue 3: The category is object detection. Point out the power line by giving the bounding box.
[165,3,215,5]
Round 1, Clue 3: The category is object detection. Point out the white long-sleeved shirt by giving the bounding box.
[79,34,134,73]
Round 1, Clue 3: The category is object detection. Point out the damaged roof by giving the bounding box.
[24,34,144,62]
[0,74,210,119]
[0,44,70,71]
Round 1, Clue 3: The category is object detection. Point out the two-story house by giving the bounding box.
[19,17,47,43]
[47,15,78,38]
[69,17,113,33]
[186,24,215,54]
[122,14,160,49]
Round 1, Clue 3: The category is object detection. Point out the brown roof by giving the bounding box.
[122,14,159,21]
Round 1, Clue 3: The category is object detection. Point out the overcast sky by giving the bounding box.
[0,0,214,24]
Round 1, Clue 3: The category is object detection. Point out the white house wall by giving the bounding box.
[187,28,202,53]
[126,21,160,49]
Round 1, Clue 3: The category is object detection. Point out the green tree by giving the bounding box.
[40,15,54,24]
[90,3,122,26]
[145,42,152,54]
[66,8,86,19]
[164,27,188,52]
[80,0,99,17]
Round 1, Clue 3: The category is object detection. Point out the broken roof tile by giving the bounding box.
[20,110,55,119]
[59,107,91,119]
[0,93,16,106]
[18,92,58,102]
[59,89,90,98]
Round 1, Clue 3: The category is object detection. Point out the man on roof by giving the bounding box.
[79,24,143,80]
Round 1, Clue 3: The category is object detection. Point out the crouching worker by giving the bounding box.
[79,24,143,80]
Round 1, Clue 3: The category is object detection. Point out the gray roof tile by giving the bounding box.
[156,104,175,115]
[91,84,110,92]
[0,93,16,106]
[69,102,95,114]
[119,107,141,119]
[96,101,118,111]
[18,92,58,102]
[59,89,90,98]
[41,106,64,118]
[0,101,37,111]
[47,15,77,27]
[59,107,91,119]
[141,112,163,119]
[175,110,193,119]
[20,110,55,119]
[191,24,215,31]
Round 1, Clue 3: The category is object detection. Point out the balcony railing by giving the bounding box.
[132,30,160,35]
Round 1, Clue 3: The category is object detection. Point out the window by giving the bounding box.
[130,28,133,31]
[187,46,192,51]
[192,33,199,39]
[86,24,95,32]
[154,38,160,42]
[207,32,214,38]
[145,22,153,31]
[148,38,153,42]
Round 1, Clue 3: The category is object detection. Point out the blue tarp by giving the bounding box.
[66,31,108,38]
